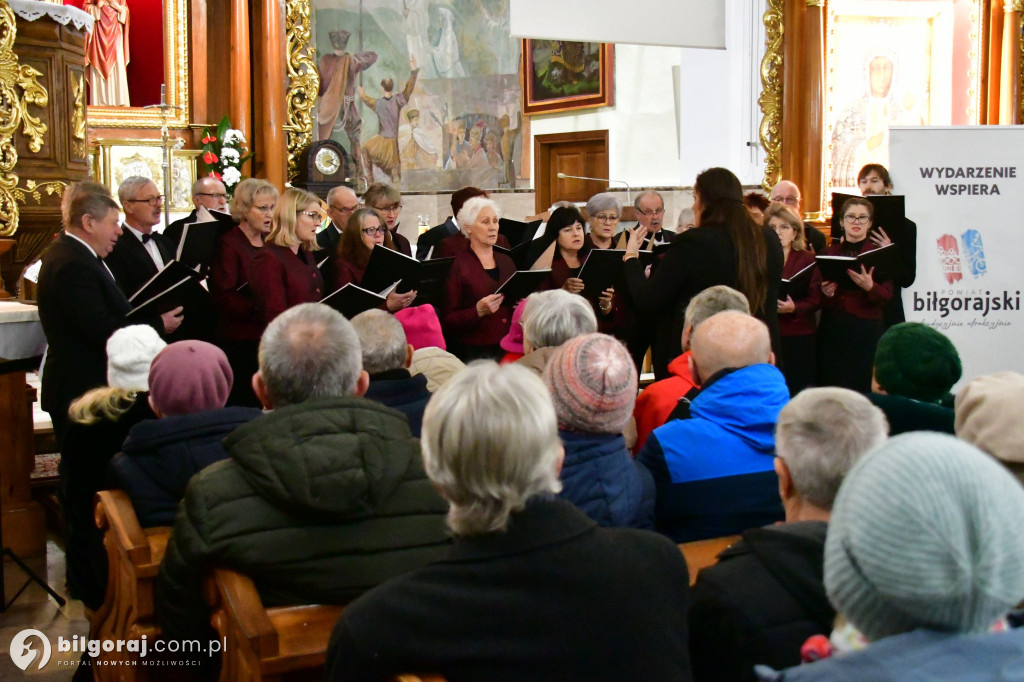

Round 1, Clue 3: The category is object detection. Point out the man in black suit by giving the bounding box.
[107,176,176,298]
[414,186,487,260]
[316,185,359,286]
[770,179,827,253]
[163,176,230,249]
[37,182,182,445]
[633,190,676,250]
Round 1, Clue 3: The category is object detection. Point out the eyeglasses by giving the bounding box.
[375,204,403,214]
[774,196,799,206]
[300,210,321,219]
[593,213,619,222]
[362,226,387,236]
[636,207,665,217]
[196,192,228,200]
[255,204,275,214]
[844,214,871,224]
[125,195,164,206]
[330,204,357,214]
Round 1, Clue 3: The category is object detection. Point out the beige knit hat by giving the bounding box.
[955,371,1024,466]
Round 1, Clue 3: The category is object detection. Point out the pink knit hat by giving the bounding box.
[500,298,528,354]
[395,304,446,350]
[148,341,233,416]
[543,333,638,434]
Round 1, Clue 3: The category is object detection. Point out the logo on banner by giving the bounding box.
[10,629,51,671]
[937,230,988,284]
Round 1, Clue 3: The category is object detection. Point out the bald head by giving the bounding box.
[327,185,359,230]
[770,180,801,214]
[192,176,228,212]
[690,311,773,379]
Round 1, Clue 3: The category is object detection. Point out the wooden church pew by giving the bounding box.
[679,534,741,585]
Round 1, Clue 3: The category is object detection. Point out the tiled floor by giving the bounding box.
[0,537,89,680]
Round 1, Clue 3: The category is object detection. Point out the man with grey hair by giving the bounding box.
[106,176,176,297]
[351,309,431,436]
[156,303,450,645]
[327,362,693,681]
[633,190,675,249]
[634,285,750,452]
[689,388,888,680]
[769,179,826,253]
[638,311,790,542]
[516,288,598,375]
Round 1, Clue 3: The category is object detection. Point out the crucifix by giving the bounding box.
[143,84,183,228]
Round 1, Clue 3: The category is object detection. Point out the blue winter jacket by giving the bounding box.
[638,364,789,542]
[557,431,655,529]
[110,406,261,527]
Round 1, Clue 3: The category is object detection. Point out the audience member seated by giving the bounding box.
[351,309,432,436]
[363,183,412,256]
[109,341,261,527]
[326,362,694,682]
[61,325,164,610]
[868,322,961,435]
[395,304,466,392]
[544,334,654,529]
[516,289,597,376]
[761,433,1024,680]
[955,371,1024,485]
[638,311,789,542]
[689,388,888,681]
[498,298,527,364]
[633,285,750,453]
[156,303,450,643]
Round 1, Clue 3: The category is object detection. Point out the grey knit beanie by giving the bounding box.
[824,432,1024,642]
[543,333,637,434]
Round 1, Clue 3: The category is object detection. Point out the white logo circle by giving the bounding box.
[10,629,51,671]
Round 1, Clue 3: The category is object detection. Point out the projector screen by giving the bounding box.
[509,0,725,50]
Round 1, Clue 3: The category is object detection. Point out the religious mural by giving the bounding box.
[312,0,524,192]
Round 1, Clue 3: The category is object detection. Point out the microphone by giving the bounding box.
[556,173,632,204]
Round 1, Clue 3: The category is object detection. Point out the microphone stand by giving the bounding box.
[556,173,633,205]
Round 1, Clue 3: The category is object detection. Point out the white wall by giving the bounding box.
[527,0,766,190]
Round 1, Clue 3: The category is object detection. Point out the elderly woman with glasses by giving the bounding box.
[583,192,638,363]
[209,178,279,405]
[817,196,892,393]
[325,362,692,681]
[250,187,326,327]
[333,207,417,311]
[363,183,412,256]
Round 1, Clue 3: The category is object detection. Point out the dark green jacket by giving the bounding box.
[868,392,955,436]
[156,396,451,640]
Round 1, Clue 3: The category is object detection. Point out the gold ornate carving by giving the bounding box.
[806,0,824,6]
[87,0,189,128]
[1008,1,1024,13]
[17,63,48,152]
[13,178,67,205]
[284,0,319,182]
[759,0,785,192]
[71,73,87,157]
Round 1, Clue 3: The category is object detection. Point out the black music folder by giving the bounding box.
[173,208,236,274]
[494,269,552,306]
[778,261,817,300]
[815,243,896,290]
[578,249,656,300]
[127,260,208,319]
[321,281,400,319]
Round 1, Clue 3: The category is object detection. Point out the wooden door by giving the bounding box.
[534,130,609,213]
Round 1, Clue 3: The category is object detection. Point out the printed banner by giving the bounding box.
[890,125,1024,382]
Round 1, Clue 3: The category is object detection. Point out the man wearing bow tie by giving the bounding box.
[106,176,176,298]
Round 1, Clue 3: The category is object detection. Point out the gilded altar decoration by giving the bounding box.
[71,73,87,157]
[13,178,67,205]
[285,0,319,182]
[758,0,784,192]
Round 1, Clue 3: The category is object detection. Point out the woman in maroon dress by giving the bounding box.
[767,203,821,395]
[583,193,636,364]
[441,197,515,361]
[209,178,278,405]
[333,207,416,311]
[250,187,325,327]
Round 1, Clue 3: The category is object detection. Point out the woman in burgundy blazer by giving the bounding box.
[250,187,325,327]
[441,197,516,361]
[332,208,417,311]
[767,204,822,396]
[209,178,278,405]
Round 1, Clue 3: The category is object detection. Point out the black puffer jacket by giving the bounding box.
[688,521,832,681]
[109,406,261,527]
[155,396,452,641]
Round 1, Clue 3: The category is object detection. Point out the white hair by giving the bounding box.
[683,285,750,334]
[521,289,597,350]
[117,176,155,206]
[421,362,563,535]
[351,309,408,375]
[775,387,889,509]
[585,192,621,219]
[258,303,363,407]
[456,196,501,236]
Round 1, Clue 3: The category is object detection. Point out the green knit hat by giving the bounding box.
[873,322,962,402]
